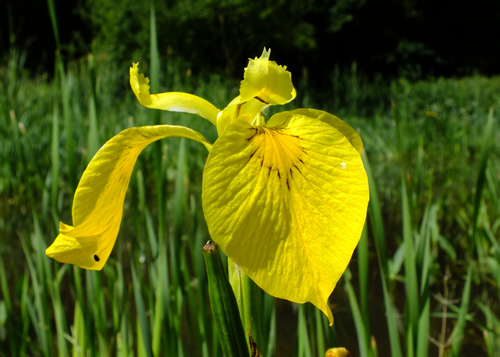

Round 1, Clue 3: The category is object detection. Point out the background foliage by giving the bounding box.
[2,0,500,80]
[1,1,500,356]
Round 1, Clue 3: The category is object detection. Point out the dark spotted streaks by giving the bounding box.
[255,96,269,105]
[236,104,242,118]
[94,254,100,262]
[248,148,258,162]
[246,128,258,142]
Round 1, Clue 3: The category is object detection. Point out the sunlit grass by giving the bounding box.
[1,43,499,356]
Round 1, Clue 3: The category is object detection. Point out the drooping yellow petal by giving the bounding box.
[46,125,212,270]
[239,48,296,105]
[269,109,364,153]
[130,63,220,125]
[202,114,369,325]
[46,223,120,270]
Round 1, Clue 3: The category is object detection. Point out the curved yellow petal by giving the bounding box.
[239,48,296,105]
[268,109,364,153]
[130,63,220,125]
[202,114,369,325]
[46,125,212,270]
[46,223,120,270]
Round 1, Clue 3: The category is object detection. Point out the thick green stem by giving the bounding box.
[228,259,264,351]
[203,242,249,357]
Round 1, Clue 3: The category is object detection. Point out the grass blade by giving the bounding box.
[50,105,60,228]
[86,53,99,162]
[45,0,60,48]
[19,233,52,356]
[470,107,495,256]
[132,256,154,357]
[358,222,371,350]
[344,269,370,357]
[362,151,402,357]
[314,308,326,357]
[297,304,311,357]
[401,175,419,353]
[450,265,472,357]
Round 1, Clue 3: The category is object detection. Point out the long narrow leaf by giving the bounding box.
[470,107,495,256]
[132,258,154,357]
[358,223,371,350]
[362,151,402,357]
[344,269,370,357]
[450,265,472,357]
[402,175,419,353]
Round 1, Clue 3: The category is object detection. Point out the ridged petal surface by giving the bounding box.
[270,109,364,154]
[202,114,369,324]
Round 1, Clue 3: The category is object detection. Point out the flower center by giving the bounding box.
[246,126,304,191]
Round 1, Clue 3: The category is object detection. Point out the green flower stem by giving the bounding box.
[203,242,249,357]
[228,259,263,351]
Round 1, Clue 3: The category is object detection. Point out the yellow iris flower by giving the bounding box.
[46,48,369,325]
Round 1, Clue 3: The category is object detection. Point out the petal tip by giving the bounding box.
[260,47,271,60]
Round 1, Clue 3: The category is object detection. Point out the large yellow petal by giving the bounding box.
[46,125,212,270]
[268,109,364,153]
[130,63,220,125]
[239,48,296,105]
[202,114,368,324]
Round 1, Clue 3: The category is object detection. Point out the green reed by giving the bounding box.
[1,18,499,356]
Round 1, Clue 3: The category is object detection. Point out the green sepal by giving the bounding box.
[203,241,250,357]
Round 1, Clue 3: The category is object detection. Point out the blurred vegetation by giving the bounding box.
[1,46,499,355]
[80,0,319,75]
[2,0,500,81]
[2,0,500,355]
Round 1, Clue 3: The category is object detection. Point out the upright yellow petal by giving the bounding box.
[130,63,220,125]
[239,48,296,105]
[202,114,368,324]
[46,125,212,270]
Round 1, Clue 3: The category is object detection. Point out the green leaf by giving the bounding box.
[203,242,249,357]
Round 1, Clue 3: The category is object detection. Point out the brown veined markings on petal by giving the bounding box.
[234,124,338,261]
[254,126,335,298]
[234,126,309,273]
[262,119,364,276]
[203,123,305,269]
[237,126,292,234]
[247,126,304,193]
[203,114,368,325]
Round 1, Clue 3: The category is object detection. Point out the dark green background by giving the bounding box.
[2,0,500,82]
